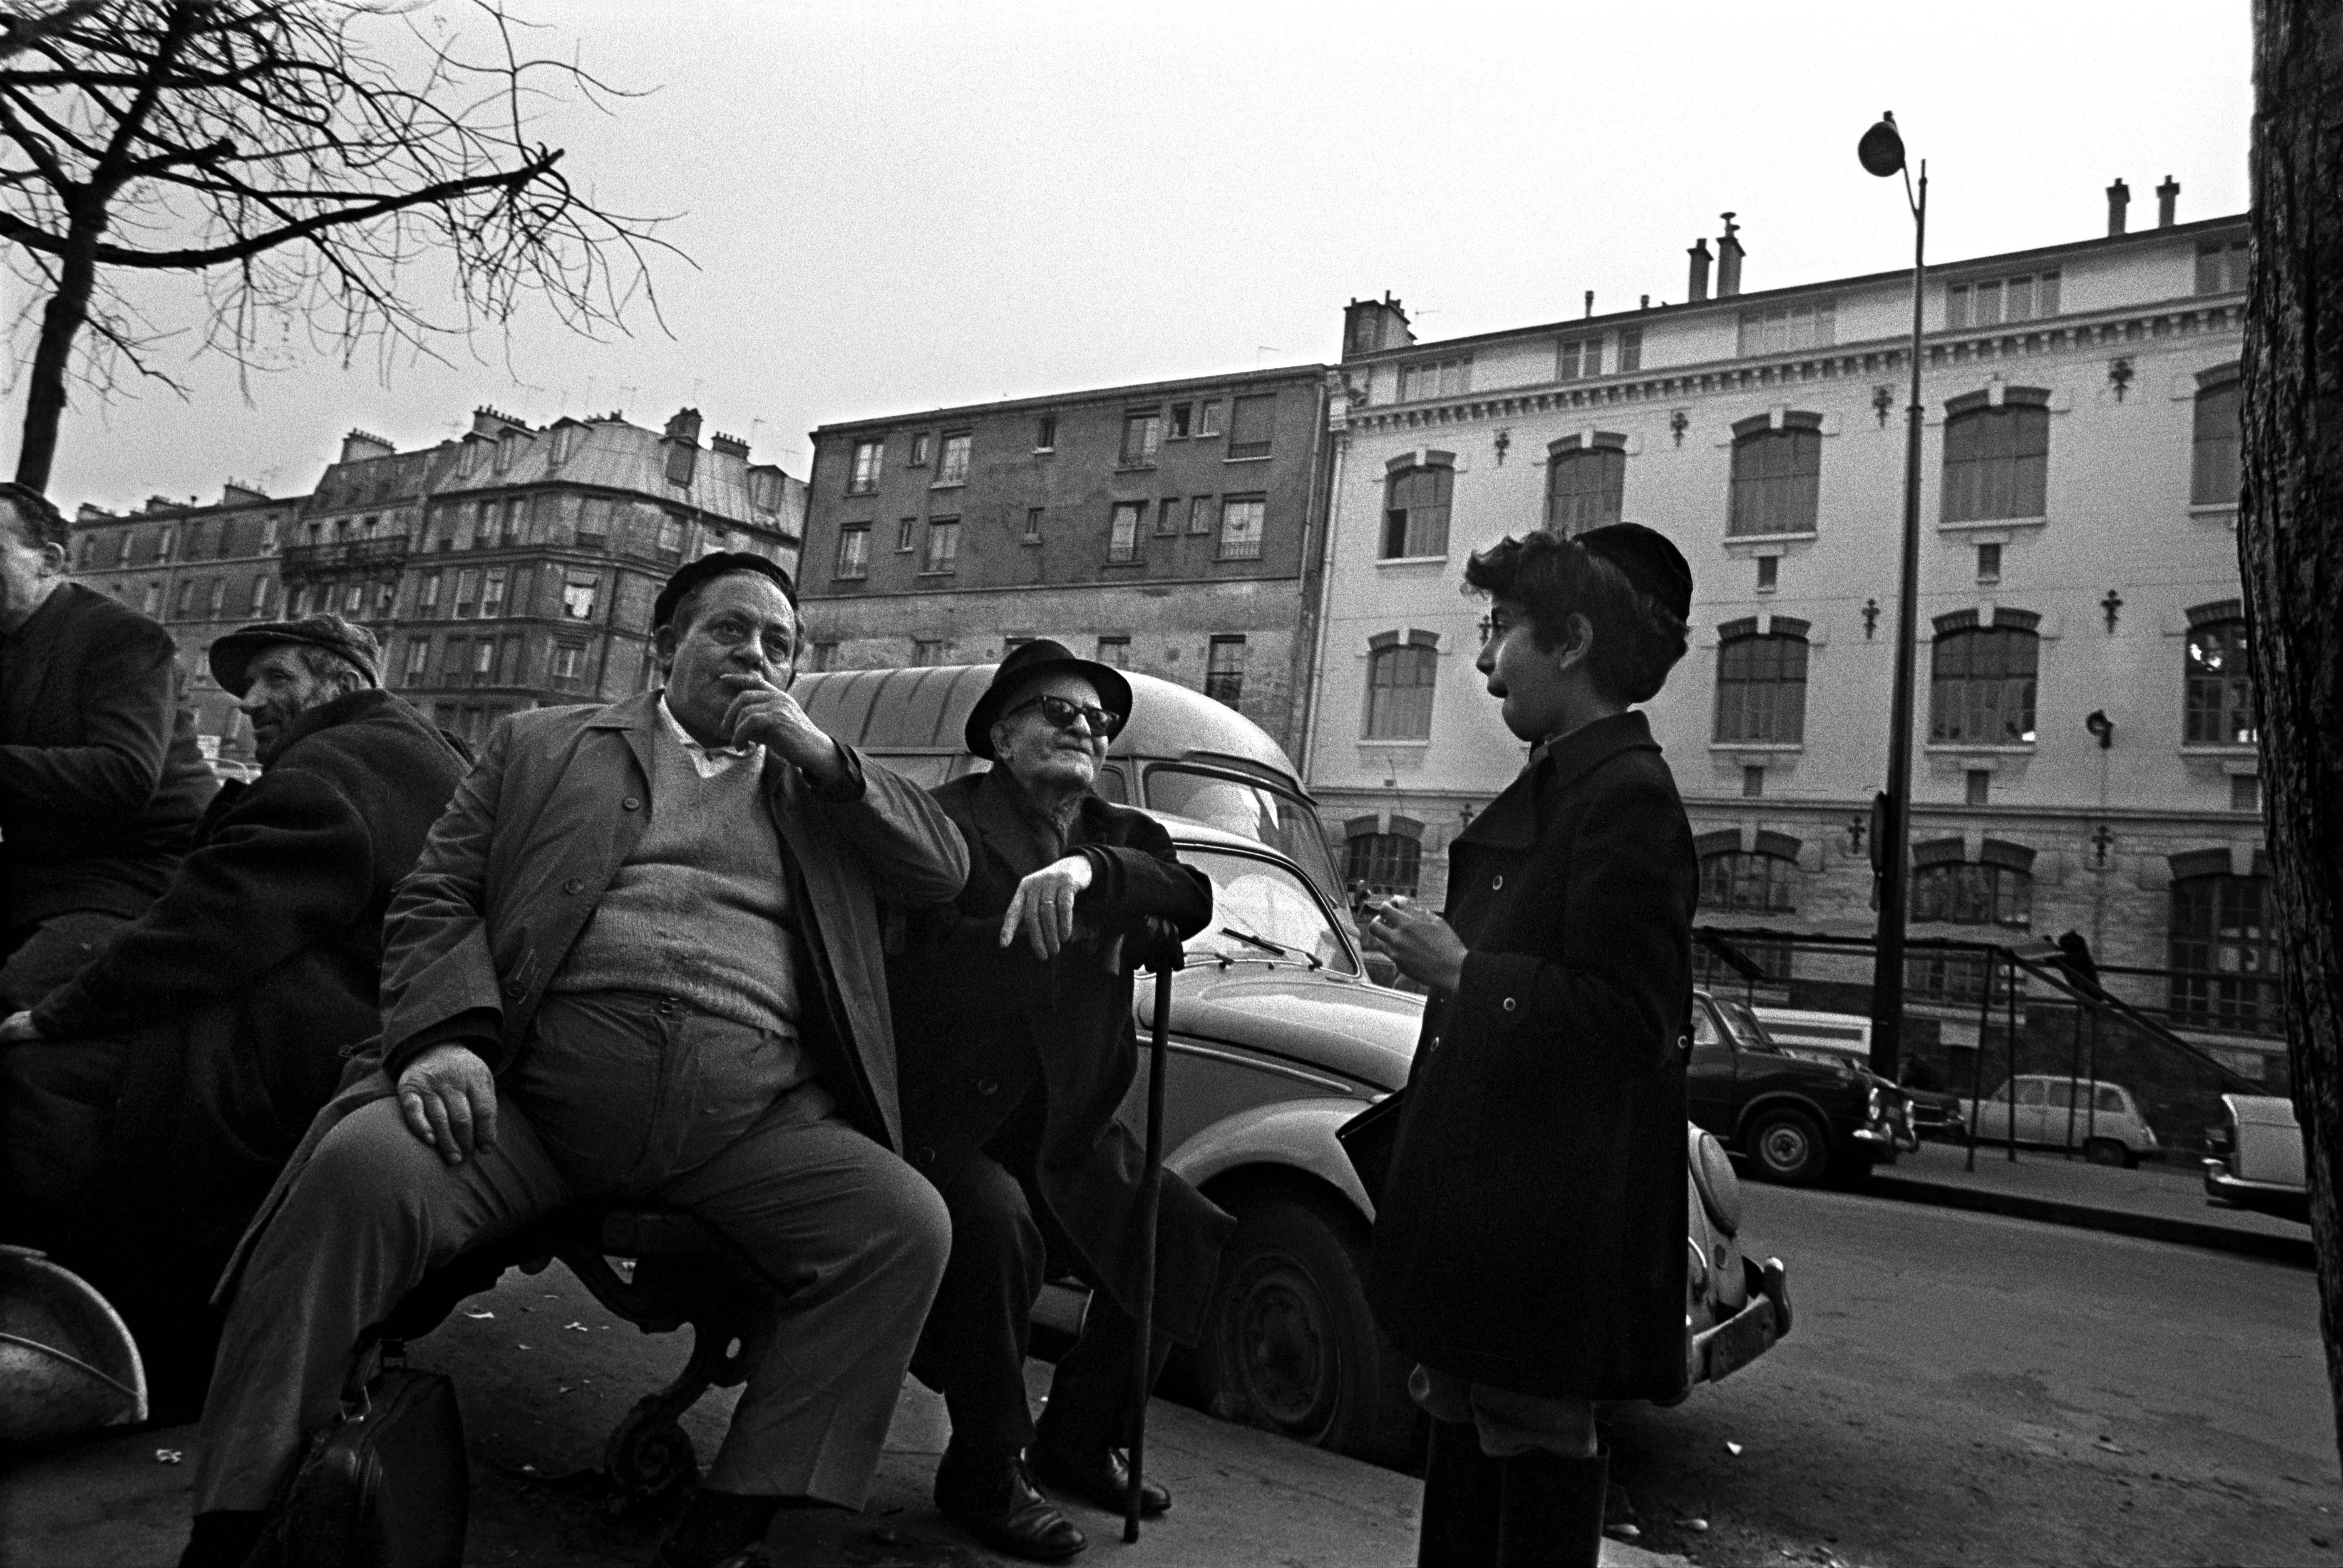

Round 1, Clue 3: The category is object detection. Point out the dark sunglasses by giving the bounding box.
[1006,694,1124,738]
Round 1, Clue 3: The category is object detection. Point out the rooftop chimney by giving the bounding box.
[2106,178,2130,237]
[340,429,394,464]
[710,431,750,459]
[2156,176,2180,228]
[663,407,704,445]
[1342,293,1415,360]
[469,406,529,439]
[220,481,268,506]
[1716,213,1745,298]
[1584,290,1595,318]
[1687,238,1713,303]
[76,502,109,523]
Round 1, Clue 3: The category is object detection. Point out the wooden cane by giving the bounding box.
[1125,958,1175,1543]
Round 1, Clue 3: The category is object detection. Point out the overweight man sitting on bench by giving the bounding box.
[181,554,968,1568]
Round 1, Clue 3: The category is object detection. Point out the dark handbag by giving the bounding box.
[281,1344,468,1568]
[1335,1090,1407,1207]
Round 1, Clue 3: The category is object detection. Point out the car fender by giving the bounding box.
[1166,1097,1379,1223]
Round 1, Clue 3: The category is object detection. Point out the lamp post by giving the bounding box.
[1859,111,1926,1084]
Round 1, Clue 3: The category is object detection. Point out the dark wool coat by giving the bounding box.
[0,582,215,928]
[1364,710,1696,1401]
[28,688,468,1257]
[891,768,1234,1345]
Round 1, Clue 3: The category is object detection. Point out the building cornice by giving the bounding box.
[812,363,1332,439]
[805,571,1305,603]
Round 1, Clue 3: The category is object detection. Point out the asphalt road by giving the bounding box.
[1601,1182,2342,1568]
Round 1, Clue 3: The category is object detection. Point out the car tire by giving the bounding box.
[1193,1188,1417,1470]
[2083,1137,2130,1168]
[1744,1107,1831,1186]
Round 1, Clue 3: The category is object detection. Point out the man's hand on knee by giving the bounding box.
[397,1043,499,1166]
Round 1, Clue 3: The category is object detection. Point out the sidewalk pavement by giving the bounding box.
[0,1263,1690,1568]
[1864,1139,2313,1267]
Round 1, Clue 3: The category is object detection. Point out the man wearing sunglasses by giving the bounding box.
[888,639,1232,1561]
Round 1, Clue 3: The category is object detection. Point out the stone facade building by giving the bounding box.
[1301,186,2272,1077]
[795,367,1333,752]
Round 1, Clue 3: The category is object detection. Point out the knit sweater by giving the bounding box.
[547,715,803,1042]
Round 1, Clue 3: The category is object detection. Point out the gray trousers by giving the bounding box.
[192,992,951,1513]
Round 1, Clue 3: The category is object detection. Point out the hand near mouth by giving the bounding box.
[720,671,848,786]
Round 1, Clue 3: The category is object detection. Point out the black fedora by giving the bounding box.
[963,640,1134,761]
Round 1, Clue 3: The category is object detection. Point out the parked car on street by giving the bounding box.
[1745,1004,1964,1141]
[1956,1075,2160,1166]
[2204,1093,2308,1222]
[1689,991,1915,1186]
[1026,813,1792,1467]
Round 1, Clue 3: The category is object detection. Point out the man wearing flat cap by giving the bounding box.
[178,554,969,1568]
[889,639,1233,1561]
[0,612,468,1417]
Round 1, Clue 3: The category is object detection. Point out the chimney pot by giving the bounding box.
[1584,290,1595,318]
[1716,213,1746,298]
[2106,178,2130,236]
[2156,176,2180,228]
[1687,238,1713,303]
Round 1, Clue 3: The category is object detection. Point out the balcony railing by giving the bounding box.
[278,536,411,581]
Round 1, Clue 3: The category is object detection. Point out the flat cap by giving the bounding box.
[1576,523,1693,623]
[208,613,382,697]
[652,551,798,631]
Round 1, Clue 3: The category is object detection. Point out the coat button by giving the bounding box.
[504,980,526,1000]
[916,1146,936,1166]
[1502,997,1517,1012]
[1491,874,1504,890]
[1429,1034,1442,1052]
[622,796,643,811]
[562,876,585,894]
[976,1078,1000,1097]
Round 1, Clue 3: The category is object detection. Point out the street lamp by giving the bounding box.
[1860,111,1926,1084]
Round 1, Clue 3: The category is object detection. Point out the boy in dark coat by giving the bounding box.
[891,640,1232,1562]
[1362,525,1697,1568]
[0,480,214,1008]
[0,613,468,1415]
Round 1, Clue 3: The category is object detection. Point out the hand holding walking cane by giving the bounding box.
[1124,933,1181,1543]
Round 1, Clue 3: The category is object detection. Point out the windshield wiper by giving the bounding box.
[1219,926,1322,970]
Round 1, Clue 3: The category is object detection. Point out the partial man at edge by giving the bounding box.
[0,613,469,1419]
[177,554,969,1568]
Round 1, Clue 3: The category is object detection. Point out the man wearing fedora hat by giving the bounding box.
[889,640,1234,1561]
[179,555,968,1568]
[0,612,468,1419]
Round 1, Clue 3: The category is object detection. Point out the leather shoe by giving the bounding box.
[934,1447,1088,1561]
[1030,1441,1171,1517]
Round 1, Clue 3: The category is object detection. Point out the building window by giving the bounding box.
[157,525,176,560]
[115,532,132,566]
[848,439,883,495]
[342,582,365,615]
[1400,357,1470,402]
[1227,394,1277,460]
[1976,542,2002,583]
[936,433,971,485]
[403,637,430,684]
[1154,498,1181,538]
[2185,613,2256,745]
[2192,374,2241,507]
[1700,849,1797,916]
[141,583,160,615]
[549,642,586,689]
[1095,635,1130,668]
[1929,616,2039,744]
[1382,462,1452,558]
[1364,638,1438,740]
[834,525,870,580]
[909,433,931,466]
[804,641,836,673]
[418,571,442,615]
[2196,239,2249,295]
[1544,434,1627,536]
[921,519,960,575]
[1121,411,1162,467]
[1204,635,1246,707]
[453,568,480,618]
[561,573,598,620]
[481,567,507,618]
[248,574,271,615]
[74,535,93,569]
[1714,620,1809,743]
[207,578,228,617]
[1345,831,1421,900]
[1035,414,1058,451]
[895,516,917,553]
[1910,856,2032,927]
[910,638,946,667]
[1196,399,1224,438]
[1023,508,1045,543]
[1168,403,1192,439]
[472,639,497,683]
[1186,496,1213,535]
[174,578,196,617]
[1556,337,1602,381]
[1946,270,2060,329]
[2231,774,2261,813]
[2169,870,2279,1032]
[1755,556,1779,593]
[374,579,396,616]
[1737,300,1836,356]
[654,514,683,556]
[1217,496,1265,561]
[1941,388,2050,521]
[1107,501,1145,564]
[1726,414,1823,536]
[1617,328,1643,374]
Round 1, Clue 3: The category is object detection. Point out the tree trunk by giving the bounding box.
[13,212,104,494]
[2244,0,2343,1468]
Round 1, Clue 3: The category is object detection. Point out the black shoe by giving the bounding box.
[1494,1446,1607,1568]
[1415,1419,1501,1567]
[1029,1441,1170,1518]
[935,1447,1088,1561]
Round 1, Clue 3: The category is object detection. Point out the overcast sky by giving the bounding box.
[5,0,2253,514]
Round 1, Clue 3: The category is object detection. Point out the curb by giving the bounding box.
[1861,1172,2316,1268]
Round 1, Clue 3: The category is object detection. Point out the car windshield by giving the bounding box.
[1145,765,1343,906]
[1179,847,1358,976]
[1715,998,1783,1053]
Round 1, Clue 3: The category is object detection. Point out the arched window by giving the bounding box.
[1714,618,1809,743]
[2184,608,2256,745]
[1344,819,1423,900]
[1727,413,1822,536]
[2191,372,2241,507]
[1545,433,1626,536]
[1906,841,2032,1005]
[1382,456,1453,558]
[1693,831,1799,985]
[1363,635,1438,740]
[1941,387,2050,522]
[1929,612,2038,744]
[2169,858,2280,1033]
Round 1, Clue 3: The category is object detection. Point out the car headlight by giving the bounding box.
[1866,1086,1883,1119]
